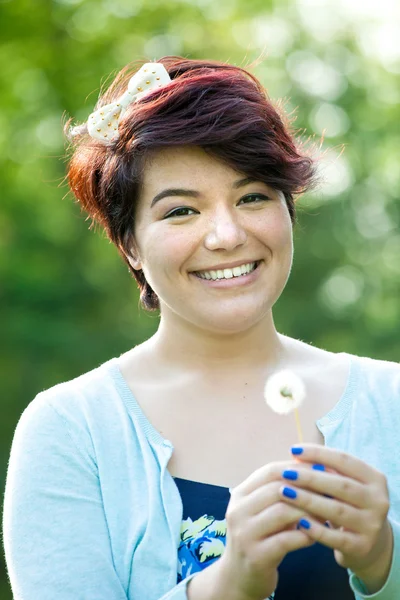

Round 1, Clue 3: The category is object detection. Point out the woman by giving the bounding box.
[3,56,399,600]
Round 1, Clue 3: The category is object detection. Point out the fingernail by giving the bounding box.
[282,469,298,480]
[323,494,334,499]
[298,518,311,529]
[283,486,297,499]
[312,464,325,471]
[291,446,303,455]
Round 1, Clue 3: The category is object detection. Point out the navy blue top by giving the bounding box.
[174,477,355,599]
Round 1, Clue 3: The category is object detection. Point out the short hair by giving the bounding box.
[65,55,320,311]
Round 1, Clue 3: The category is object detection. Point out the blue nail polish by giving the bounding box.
[312,464,325,471]
[291,447,303,455]
[323,494,334,499]
[298,518,311,529]
[283,486,297,499]
[282,469,298,480]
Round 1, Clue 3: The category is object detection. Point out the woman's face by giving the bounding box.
[129,145,294,333]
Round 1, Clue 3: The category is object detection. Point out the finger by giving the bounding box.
[248,501,326,540]
[239,478,333,520]
[258,528,316,566]
[294,514,363,555]
[234,459,337,498]
[290,444,384,485]
[280,467,368,509]
[232,461,304,497]
[293,458,339,476]
[278,484,366,532]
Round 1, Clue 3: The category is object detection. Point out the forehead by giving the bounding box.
[141,145,244,190]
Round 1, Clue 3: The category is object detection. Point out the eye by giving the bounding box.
[163,206,197,219]
[238,193,270,205]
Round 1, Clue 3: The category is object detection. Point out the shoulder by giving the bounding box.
[20,357,123,437]
[35,357,117,407]
[286,338,352,386]
[290,337,399,386]
[345,352,400,396]
[13,356,135,469]
[289,339,399,404]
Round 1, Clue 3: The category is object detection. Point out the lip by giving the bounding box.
[190,260,262,288]
[191,259,261,273]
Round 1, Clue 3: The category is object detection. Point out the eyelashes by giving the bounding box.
[239,193,271,205]
[163,194,271,219]
[164,206,197,218]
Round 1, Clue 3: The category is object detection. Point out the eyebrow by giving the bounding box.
[150,176,264,208]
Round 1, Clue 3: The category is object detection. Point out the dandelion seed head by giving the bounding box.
[264,369,306,415]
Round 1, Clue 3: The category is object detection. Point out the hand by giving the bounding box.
[278,444,393,591]
[214,459,331,600]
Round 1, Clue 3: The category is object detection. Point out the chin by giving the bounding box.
[194,304,269,334]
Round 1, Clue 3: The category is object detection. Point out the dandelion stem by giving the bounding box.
[294,408,303,443]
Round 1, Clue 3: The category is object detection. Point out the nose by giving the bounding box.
[204,208,247,251]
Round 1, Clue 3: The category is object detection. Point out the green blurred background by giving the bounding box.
[1,0,399,596]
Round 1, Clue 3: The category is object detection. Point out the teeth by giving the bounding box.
[196,262,257,280]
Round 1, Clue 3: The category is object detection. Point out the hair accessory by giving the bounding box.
[87,62,171,143]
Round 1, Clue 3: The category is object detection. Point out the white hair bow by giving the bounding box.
[87,62,171,143]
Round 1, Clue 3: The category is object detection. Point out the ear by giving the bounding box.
[126,245,142,270]
[120,238,142,271]
[127,253,142,271]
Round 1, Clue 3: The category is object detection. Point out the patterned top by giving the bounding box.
[174,476,356,599]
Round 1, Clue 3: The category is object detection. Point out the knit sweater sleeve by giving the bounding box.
[2,393,131,599]
[346,356,400,600]
[349,518,400,599]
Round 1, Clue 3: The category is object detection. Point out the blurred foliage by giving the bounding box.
[1,0,399,596]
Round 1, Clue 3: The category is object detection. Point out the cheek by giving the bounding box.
[257,212,293,250]
[139,226,196,274]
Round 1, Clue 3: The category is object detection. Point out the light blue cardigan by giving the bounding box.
[3,352,400,599]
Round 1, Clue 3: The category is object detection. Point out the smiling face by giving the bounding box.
[127,145,294,334]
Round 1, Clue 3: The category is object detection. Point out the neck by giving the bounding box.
[148,311,291,376]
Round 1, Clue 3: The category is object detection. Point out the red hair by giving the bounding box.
[65,55,320,310]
